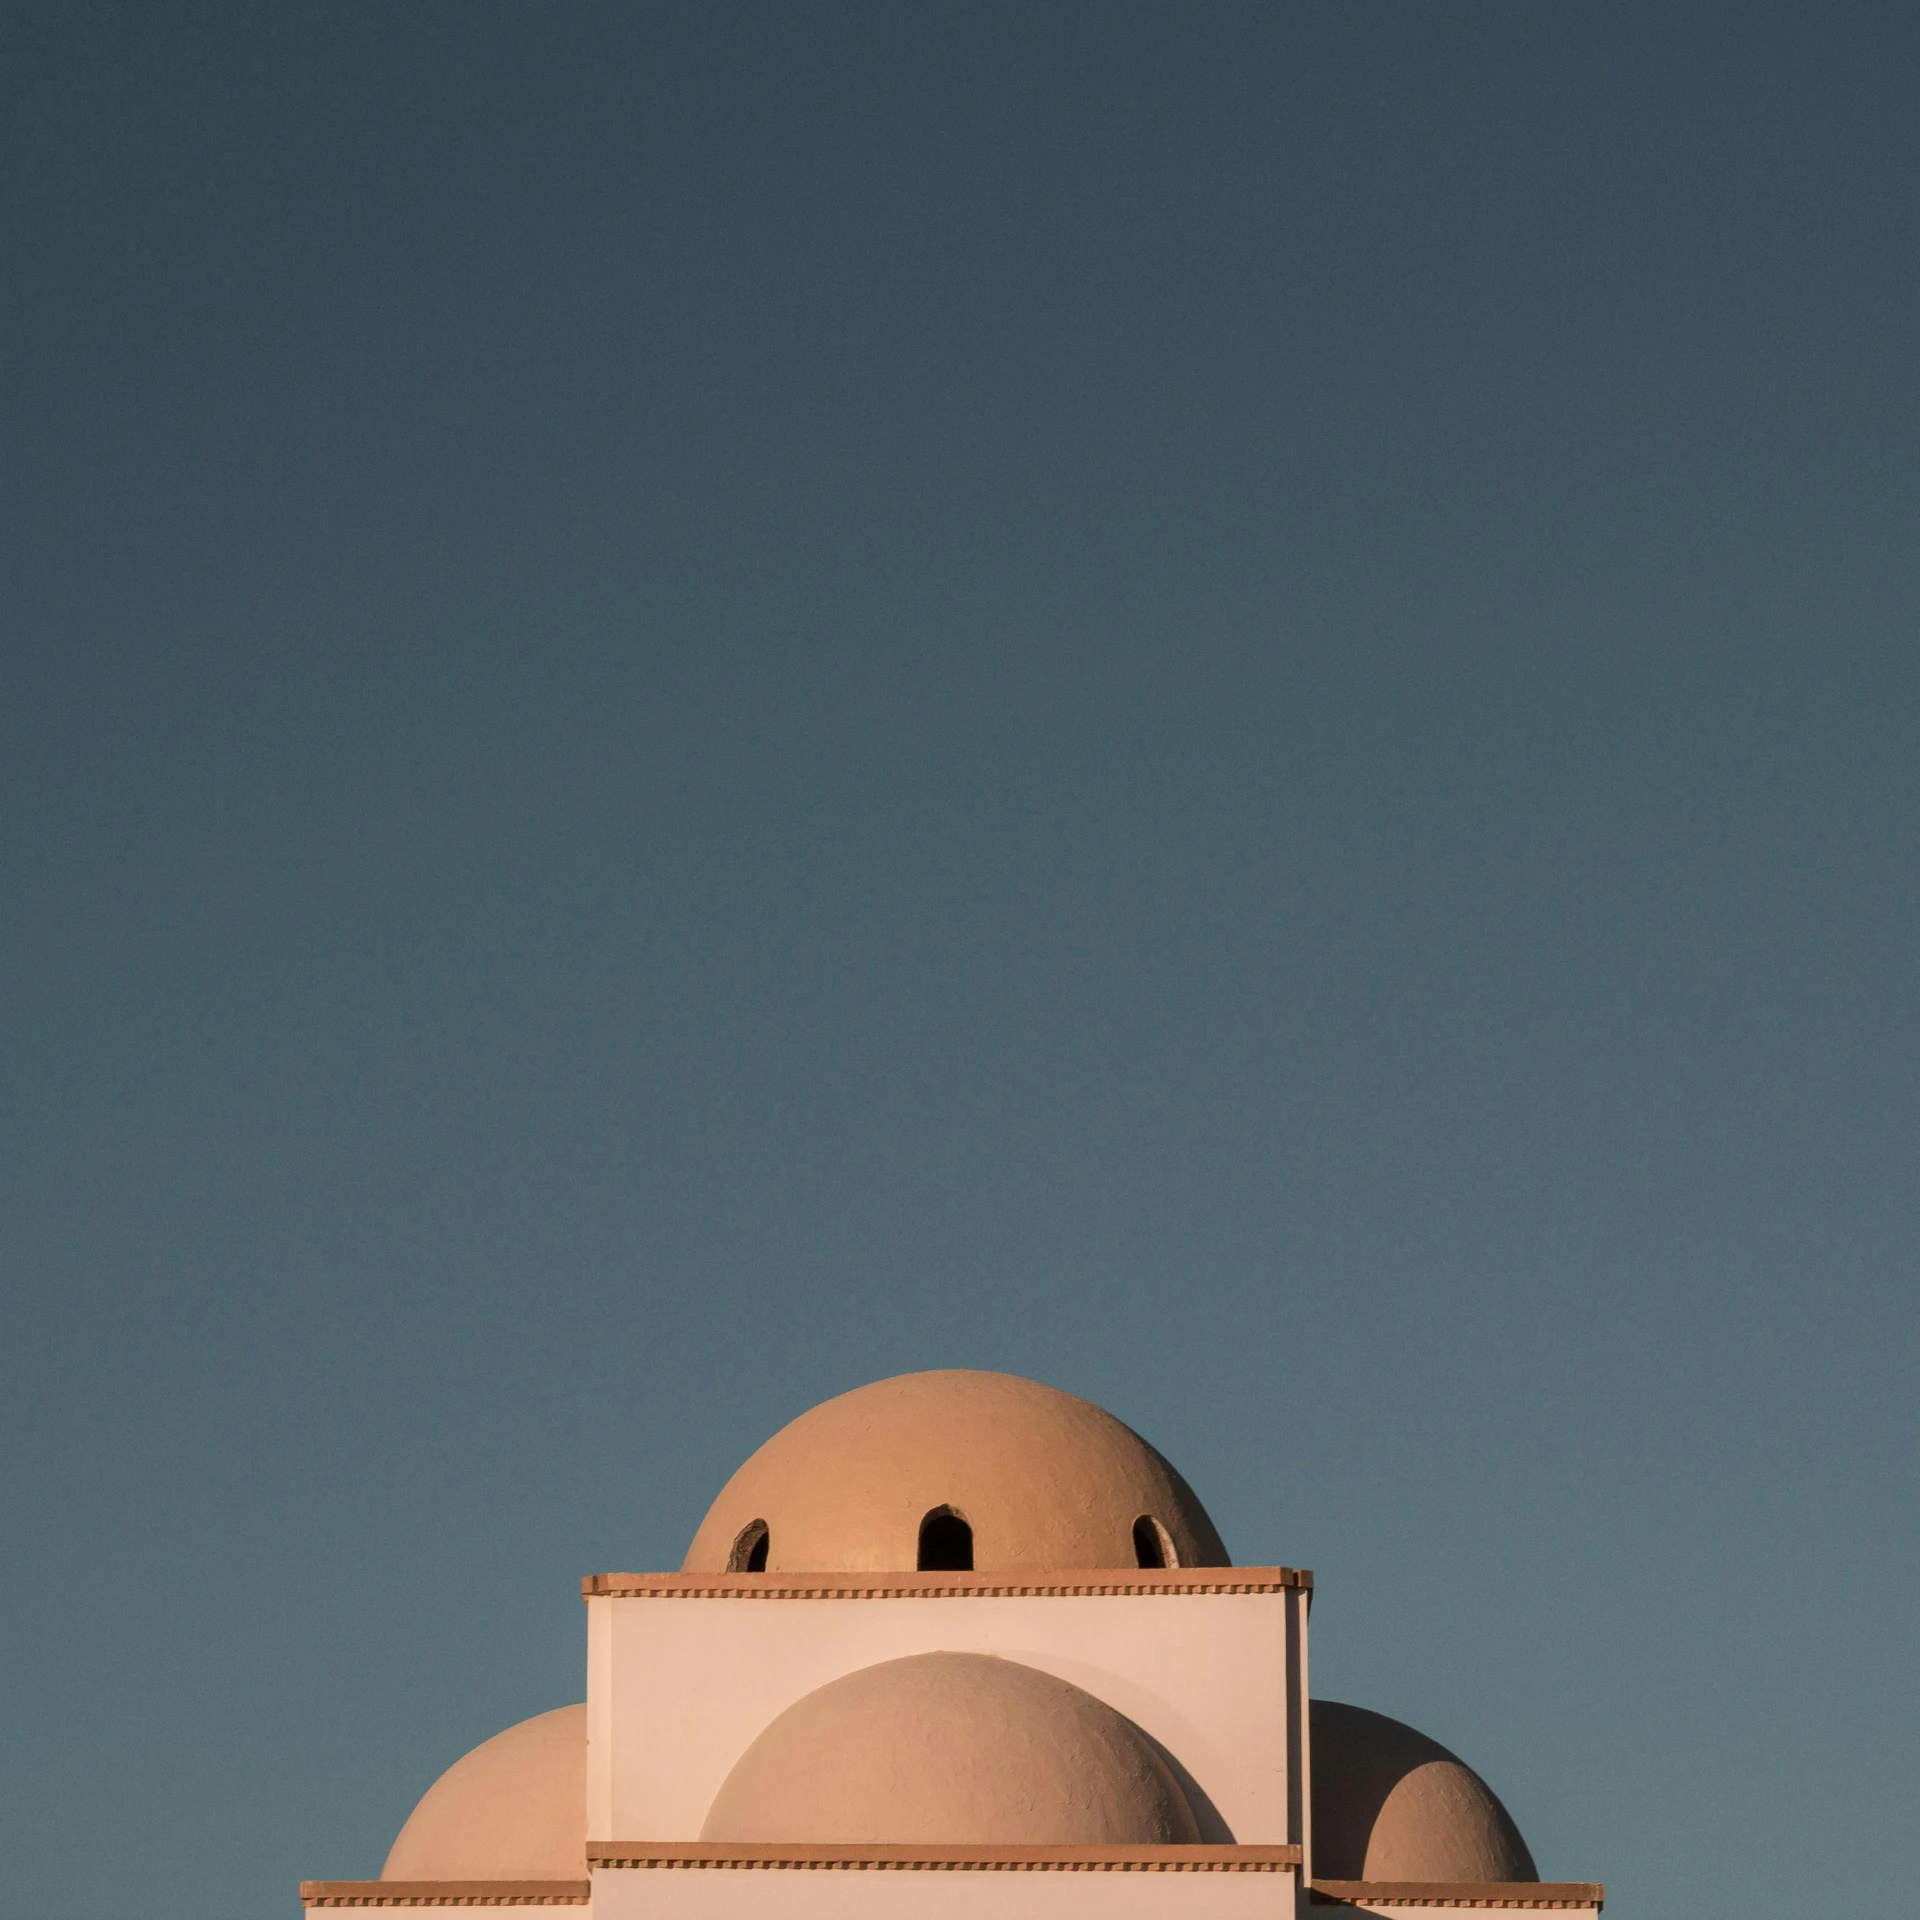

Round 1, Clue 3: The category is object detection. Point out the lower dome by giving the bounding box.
[1311,1701,1537,1881]
[382,1704,585,1881]
[701,1652,1200,1845]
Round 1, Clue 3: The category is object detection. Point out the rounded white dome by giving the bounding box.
[1311,1701,1536,1881]
[382,1705,584,1881]
[702,1651,1200,1845]
[684,1370,1227,1574]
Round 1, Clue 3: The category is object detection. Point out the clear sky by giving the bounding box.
[2,6,1914,1917]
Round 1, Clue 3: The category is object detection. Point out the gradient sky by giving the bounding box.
[2,7,1915,1918]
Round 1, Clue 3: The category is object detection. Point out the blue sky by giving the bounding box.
[2,7,1915,1917]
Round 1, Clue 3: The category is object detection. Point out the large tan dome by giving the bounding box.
[382,1705,585,1881]
[701,1652,1201,1845]
[683,1370,1227,1573]
[1311,1702,1537,1882]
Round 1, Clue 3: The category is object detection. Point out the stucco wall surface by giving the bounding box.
[592,1868,1295,1920]
[586,1590,1304,1846]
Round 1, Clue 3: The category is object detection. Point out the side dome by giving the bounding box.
[1311,1702,1537,1881]
[382,1704,585,1881]
[683,1369,1227,1573]
[702,1652,1200,1845]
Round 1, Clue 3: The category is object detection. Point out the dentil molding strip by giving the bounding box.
[588,1843,1301,1872]
[301,1884,590,1907]
[582,1567,1311,1600]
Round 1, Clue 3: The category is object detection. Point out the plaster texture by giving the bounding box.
[382,1705,587,1882]
[593,1867,1293,1920]
[586,1586,1305,1845]
[1310,1703,1536,1883]
[682,1371,1228,1573]
[700,1651,1200,1845]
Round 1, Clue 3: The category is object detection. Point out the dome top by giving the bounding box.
[382,1705,585,1882]
[683,1370,1227,1574]
[1311,1702,1537,1882]
[701,1652,1200,1845]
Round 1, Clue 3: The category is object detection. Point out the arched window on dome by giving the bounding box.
[917,1506,973,1571]
[1132,1515,1178,1569]
[728,1518,770,1572]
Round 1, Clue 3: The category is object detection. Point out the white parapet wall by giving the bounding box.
[592,1849,1300,1920]
[583,1569,1312,1850]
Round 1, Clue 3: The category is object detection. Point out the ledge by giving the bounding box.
[301,1885,590,1908]
[582,1567,1311,1600]
[588,1843,1302,1872]
[1309,1885,1603,1910]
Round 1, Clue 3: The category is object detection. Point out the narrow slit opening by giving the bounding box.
[1133,1515,1178,1569]
[917,1506,973,1571]
[728,1518,770,1573]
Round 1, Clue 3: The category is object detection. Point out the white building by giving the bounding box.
[301,1371,1600,1920]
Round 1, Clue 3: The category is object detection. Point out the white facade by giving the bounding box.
[585,1571,1309,1850]
[595,1861,1297,1920]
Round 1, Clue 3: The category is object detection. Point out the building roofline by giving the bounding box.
[581,1567,1311,1600]
[587,1842,1302,1871]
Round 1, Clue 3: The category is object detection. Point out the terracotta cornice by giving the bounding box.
[588,1842,1302,1872]
[1309,1884,1604,1910]
[581,1567,1311,1600]
[300,1884,589,1907]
